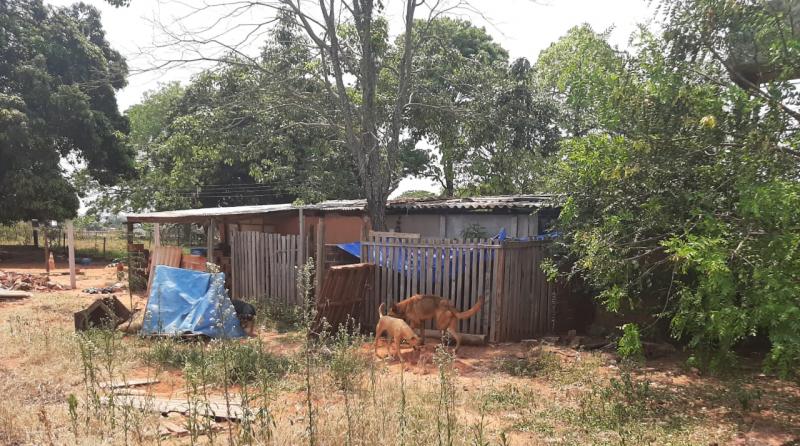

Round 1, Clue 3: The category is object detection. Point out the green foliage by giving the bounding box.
[143,338,291,385]
[547,6,800,376]
[0,0,133,223]
[395,189,437,200]
[91,16,363,213]
[576,371,657,436]
[617,323,644,360]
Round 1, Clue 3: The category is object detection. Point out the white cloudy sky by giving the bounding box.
[46,0,656,197]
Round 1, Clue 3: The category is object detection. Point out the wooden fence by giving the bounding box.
[360,236,554,342]
[230,232,306,305]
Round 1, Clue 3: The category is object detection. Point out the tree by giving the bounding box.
[548,12,800,375]
[0,0,134,223]
[90,17,364,213]
[147,1,462,229]
[535,24,626,137]
[459,58,561,195]
[406,17,508,196]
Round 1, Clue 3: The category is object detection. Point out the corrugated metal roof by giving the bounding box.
[387,194,553,210]
[125,195,553,223]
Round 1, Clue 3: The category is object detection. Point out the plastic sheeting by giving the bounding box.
[141,265,245,338]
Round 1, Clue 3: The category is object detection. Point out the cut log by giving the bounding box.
[0,290,32,300]
[422,329,486,345]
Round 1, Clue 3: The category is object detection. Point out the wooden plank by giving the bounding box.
[397,238,405,300]
[443,240,452,300]
[231,233,238,298]
[104,395,244,420]
[470,240,484,334]
[425,245,434,295]
[465,239,476,333]
[369,230,420,239]
[455,244,464,331]
[387,243,395,304]
[248,232,255,299]
[254,232,262,299]
[290,235,297,305]
[433,242,442,297]
[316,219,325,300]
[99,378,160,389]
[268,234,275,301]
[476,243,487,335]
[146,245,183,296]
[490,245,505,343]
[280,235,287,304]
[470,241,480,334]
[380,237,387,311]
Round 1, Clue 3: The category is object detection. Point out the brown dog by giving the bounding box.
[388,294,484,352]
[374,303,420,361]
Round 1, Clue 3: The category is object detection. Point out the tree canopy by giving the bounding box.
[546,8,800,375]
[0,0,133,224]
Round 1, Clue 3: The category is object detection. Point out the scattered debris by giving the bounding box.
[82,282,126,294]
[74,296,132,331]
[0,270,64,292]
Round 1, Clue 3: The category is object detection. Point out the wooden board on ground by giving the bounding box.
[146,245,183,296]
[0,290,32,300]
[99,378,160,389]
[103,394,244,420]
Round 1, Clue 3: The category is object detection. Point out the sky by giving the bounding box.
[47,0,656,198]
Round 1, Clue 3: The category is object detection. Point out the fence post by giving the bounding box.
[103,237,106,257]
[315,217,325,299]
[66,220,76,290]
[490,243,505,343]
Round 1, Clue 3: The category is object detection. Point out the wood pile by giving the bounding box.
[0,270,64,292]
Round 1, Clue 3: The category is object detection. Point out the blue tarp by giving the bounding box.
[141,265,245,338]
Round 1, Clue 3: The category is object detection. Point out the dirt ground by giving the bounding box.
[1,246,799,445]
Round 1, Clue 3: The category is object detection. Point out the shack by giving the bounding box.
[125,194,560,341]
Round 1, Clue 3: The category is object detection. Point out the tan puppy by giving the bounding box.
[374,303,420,361]
[388,294,485,352]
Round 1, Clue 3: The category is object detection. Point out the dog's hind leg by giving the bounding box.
[374,322,385,358]
[447,320,461,353]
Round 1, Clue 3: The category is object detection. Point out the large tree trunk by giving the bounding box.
[284,0,419,231]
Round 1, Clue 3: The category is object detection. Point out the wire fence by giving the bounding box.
[1,222,212,262]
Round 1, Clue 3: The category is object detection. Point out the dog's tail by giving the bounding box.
[455,296,485,319]
[378,302,385,319]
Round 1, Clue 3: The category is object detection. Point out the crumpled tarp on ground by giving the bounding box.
[141,265,245,338]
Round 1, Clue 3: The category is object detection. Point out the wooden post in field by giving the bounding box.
[153,223,161,247]
[315,216,325,298]
[66,220,76,290]
[44,226,50,275]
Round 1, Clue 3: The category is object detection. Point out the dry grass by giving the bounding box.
[1,286,799,445]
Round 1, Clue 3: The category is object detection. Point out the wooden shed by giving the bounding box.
[126,195,560,341]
